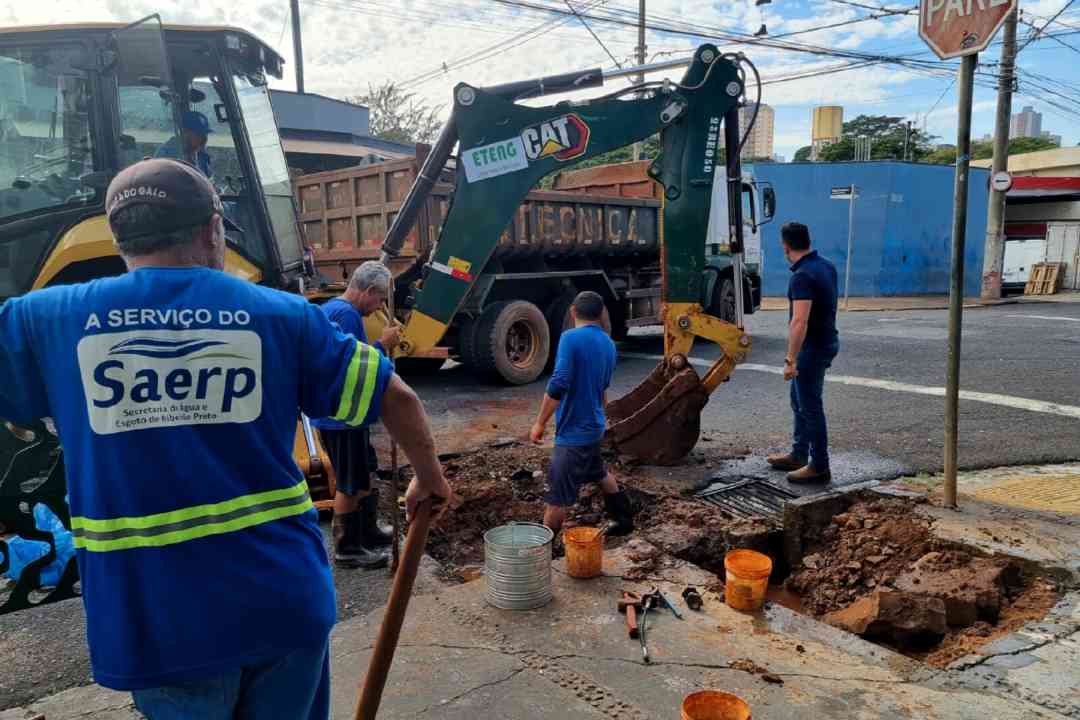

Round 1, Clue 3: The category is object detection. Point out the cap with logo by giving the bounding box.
[106,158,239,241]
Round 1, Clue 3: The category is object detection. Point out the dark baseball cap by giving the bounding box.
[106,158,239,241]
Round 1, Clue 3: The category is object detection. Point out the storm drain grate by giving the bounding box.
[694,478,797,520]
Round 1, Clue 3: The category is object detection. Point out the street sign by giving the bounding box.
[919,0,1017,59]
[991,170,1013,192]
[831,185,855,199]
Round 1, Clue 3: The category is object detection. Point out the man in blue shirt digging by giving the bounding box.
[529,291,634,536]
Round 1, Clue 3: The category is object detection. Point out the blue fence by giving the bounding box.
[751,162,990,297]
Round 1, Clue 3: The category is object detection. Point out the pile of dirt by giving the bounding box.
[785,498,1061,664]
[786,498,938,615]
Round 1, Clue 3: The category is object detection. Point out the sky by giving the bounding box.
[3,0,1079,160]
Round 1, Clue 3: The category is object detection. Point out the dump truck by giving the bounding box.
[296,155,773,384]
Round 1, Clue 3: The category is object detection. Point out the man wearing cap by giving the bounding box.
[0,158,452,718]
[156,110,213,178]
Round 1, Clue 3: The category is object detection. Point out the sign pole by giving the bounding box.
[944,54,977,509]
[844,184,856,310]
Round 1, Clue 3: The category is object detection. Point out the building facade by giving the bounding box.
[739,103,774,160]
[1010,106,1043,139]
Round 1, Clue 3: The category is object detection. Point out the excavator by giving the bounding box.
[376,44,761,465]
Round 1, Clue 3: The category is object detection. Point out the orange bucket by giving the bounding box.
[724,549,772,611]
[681,690,751,720]
[563,526,603,578]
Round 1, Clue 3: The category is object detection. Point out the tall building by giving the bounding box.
[739,103,774,160]
[811,105,843,160]
[1041,131,1063,147]
[1010,106,1043,139]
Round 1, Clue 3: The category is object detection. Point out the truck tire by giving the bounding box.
[474,300,550,385]
[712,277,737,324]
[544,293,576,370]
[457,315,482,369]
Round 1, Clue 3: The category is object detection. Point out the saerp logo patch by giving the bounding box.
[520,114,590,162]
[77,329,262,435]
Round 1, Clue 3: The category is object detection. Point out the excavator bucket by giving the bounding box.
[605,360,710,466]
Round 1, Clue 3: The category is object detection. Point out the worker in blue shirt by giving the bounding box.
[0,159,451,719]
[767,222,840,484]
[155,110,213,178]
[313,261,402,570]
[529,291,634,536]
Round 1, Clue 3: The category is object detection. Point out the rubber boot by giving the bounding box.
[358,490,395,547]
[332,512,389,569]
[603,491,635,537]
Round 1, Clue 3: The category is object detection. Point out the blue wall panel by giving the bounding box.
[751,162,990,297]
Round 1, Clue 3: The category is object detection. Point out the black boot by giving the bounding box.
[603,490,635,537]
[358,490,395,547]
[332,512,389,569]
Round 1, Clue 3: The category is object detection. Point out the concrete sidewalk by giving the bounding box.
[4,467,1079,720]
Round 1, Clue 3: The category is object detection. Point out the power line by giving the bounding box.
[564,0,623,67]
[1018,17,1080,55]
[1019,0,1077,51]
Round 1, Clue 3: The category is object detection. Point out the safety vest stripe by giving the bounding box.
[72,497,314,552]
[333,342,380,426]
[70,480,309,532]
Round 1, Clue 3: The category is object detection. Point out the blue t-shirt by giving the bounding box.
[546,325,616,447]
[312,297,384,431]
[155,136,213,178]
[0,267,393,690]
[788,250,839,350]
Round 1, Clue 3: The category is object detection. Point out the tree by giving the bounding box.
[793,146,812,162]
[349,82,443,145]
[924,136,1060,165]
[817,115,936,162]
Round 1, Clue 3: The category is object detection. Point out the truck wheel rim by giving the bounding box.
[506,320,539,369]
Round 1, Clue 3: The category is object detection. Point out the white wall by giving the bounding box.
[1047,223,1080,290]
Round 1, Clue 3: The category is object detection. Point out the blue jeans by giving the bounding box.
[790,342,839,471]
[132,641,330,720]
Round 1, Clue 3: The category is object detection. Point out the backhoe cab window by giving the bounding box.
[0,45,95,221]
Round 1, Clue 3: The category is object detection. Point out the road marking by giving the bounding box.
[1005,314,1080,324]
[619,352,1080,419]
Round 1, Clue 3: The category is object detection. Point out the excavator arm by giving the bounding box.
[381,45,758,465]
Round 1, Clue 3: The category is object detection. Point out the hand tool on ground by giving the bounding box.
[389,442,401,572]
[639,590,659,664]
[617,591,643,639]
[658,590,684,620]
[682,586,704,611]
[354,498,436,720]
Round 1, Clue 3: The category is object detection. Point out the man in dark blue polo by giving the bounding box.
[767,222,839,484]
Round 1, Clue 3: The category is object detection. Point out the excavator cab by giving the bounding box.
[379,45,758,466]
[0,18,318,616]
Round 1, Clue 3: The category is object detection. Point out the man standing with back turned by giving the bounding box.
[529,291,634,536]
[0,158,451,718]
[767,222,840,484]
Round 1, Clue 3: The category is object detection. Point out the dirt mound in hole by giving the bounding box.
[786,497,1061,664]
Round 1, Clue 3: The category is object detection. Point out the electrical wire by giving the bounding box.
[1019,0,1077,51]
[564,0,624,67]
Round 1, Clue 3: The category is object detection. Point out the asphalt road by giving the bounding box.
[3,300,1079,709]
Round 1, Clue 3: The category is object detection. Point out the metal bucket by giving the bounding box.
[484,523,554,610]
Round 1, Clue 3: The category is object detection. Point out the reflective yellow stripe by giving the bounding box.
[332,342,381,427]
[334,340,365,421]
[347,345,380,425]
[73,498,313,552]
[70,480,309,532]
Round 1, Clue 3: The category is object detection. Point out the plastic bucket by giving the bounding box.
[723,549,772,611]
[484,523,554,610]
[563,526,603,579]
[681,691,751,720]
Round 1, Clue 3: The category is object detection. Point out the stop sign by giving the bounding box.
[919,0,1017,59]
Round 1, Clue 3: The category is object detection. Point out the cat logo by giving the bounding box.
[520,114,590,162]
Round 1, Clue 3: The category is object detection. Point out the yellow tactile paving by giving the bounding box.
[969,474,1080,514]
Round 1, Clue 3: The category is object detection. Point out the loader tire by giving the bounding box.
[474,300,550,385]
[457,315,482,370]
[712,277,737,325]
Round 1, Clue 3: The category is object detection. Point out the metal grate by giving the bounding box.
[694,478,797,520]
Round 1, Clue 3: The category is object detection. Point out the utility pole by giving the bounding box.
[291,0,305,94]
[980,7,1018,301]
[632,0,645,161]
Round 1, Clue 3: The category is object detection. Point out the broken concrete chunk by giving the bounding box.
[865,555,887,566]
[824,589,947,648]
[802,553,824,570]
[894,555,1017,627]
